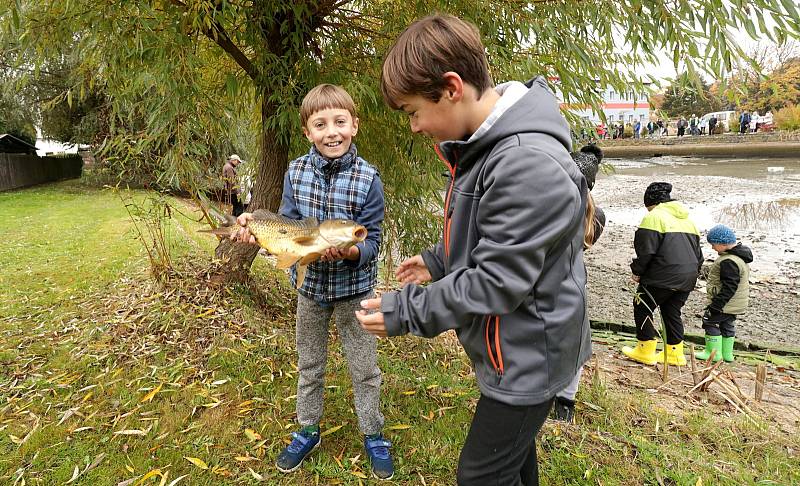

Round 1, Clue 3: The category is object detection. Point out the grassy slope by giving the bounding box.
[1,181,798,485]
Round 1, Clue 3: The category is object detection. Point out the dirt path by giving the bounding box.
[586,169,800,349]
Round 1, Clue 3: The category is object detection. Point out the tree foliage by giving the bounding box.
[661,78,723,118]
[741,57,800,113]
[3,0,799,278]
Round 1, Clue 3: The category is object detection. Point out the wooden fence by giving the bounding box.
[0,153,83,192]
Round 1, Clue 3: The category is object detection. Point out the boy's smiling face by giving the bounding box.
[398,94,463,143]
[304,108,358,159]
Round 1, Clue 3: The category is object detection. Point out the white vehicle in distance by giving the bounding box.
[698,110,736,133]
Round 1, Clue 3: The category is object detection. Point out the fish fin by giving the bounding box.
[251,209,277,220]
[275,253,301,269]
[298,252,322,265]
[292,235,317,244]
[208,208,238,227]
[301,216,319,227]
[296,264,307,289]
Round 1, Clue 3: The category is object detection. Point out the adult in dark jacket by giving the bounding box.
[222,154,244,216]
[622,182,703,367]
[739,111,751,134]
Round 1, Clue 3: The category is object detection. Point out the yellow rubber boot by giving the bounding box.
[622,339,659,365]
[654,341,687,366]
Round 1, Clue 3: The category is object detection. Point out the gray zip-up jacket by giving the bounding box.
[381,77,591,406]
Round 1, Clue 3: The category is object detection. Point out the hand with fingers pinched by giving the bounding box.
[356,297,387,337]
[231,212,258,245]
[395,255,431,285]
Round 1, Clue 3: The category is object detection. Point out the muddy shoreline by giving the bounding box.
[586,159,800,349]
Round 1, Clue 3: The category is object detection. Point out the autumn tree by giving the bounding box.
[3,1,799,281]
[661,79,723,118]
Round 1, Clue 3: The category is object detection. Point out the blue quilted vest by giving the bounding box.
[287,144,378,302]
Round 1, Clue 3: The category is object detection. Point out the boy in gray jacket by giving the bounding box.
[357,14,590,485]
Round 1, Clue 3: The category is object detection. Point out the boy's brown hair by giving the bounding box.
[380,15,493,109]
[300,84,357,127]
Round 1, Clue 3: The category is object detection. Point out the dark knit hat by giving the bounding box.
[643,182,673,207]
[571,145,604,190]
[707,224,736,245]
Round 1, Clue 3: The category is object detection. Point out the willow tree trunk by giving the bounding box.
[212,93,291,282]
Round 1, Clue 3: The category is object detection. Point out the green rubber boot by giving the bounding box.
[694,335,722,362]
[721,336,736,363]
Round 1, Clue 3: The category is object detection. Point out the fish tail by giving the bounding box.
[198,226,236,237]
[199,213,239,237]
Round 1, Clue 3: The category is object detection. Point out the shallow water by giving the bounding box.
[599,156,800,276]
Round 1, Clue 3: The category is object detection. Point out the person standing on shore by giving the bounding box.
[739,111,751,134]
[622,182,703,367]
[695,225,752,363]
[708,115,718,135]
[552,144,606,423]
[222,154,244,216]
[677,117,687,137]
[634,119,641,139]
[689,114,698,136]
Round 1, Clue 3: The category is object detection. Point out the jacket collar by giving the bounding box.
[309,143,358,174]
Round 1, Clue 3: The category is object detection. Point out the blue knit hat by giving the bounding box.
[707,224,736,245]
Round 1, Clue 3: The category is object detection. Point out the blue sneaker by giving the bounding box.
[364,434,394,480]
[275,429,320,473]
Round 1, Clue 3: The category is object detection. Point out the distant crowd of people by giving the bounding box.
[588,110,774,141]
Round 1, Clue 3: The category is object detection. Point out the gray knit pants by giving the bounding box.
[295,292,384,435]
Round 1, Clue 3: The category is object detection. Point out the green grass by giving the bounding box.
[1,180,799,485]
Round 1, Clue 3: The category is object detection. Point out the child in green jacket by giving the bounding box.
[695,224,753,363]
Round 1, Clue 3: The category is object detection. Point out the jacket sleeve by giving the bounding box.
[382,147,584,338]
[278,171,302,219]
[694,234,704,272]
[343,174,385,269]
[709,259,740,312]
[630,226,663,276]
[421,243,446,281]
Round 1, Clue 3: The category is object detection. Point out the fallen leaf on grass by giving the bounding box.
[321,424,344,437]
[387,424,412,430]
[140,383,163,403]
[114,429,147,436]
[248,468,264,481]
[135,469,163,485]
[165,475,188,486]
[244,428,262,441]
[65,465,80,484]
[184,456,209,469]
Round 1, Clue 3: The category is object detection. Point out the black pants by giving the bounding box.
[457,394,553,486]
[232,198,245,217]
[633,284,689,345]
[702,313,736,337]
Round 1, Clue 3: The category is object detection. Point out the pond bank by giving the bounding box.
[602,141,800,158]
[598,131,800,158]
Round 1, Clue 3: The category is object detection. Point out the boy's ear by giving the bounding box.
[441,72,464,102]
[352,116,359,136]
[302,126,313,143]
